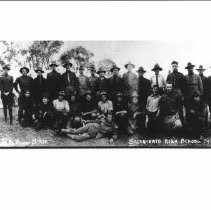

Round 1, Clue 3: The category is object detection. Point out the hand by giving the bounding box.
[109,138,114,144]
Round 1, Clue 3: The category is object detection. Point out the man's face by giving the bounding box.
[194,96,200,102]
[66,65,71,71]
[43,97,49,104]
[79,69,84,75]
[166,84,173,93]
[153,86,158,95]
[138,72,144,77]
[106,114,113,123]
[90,70,95,75]
[25,92,30,97]
[70,95,76,102]
[113,69,118,76]
[132,97,138,105]
[58,95,64,101]
[22,69,28,76]
[51,65,57,71]
[172,64,178,72]
[99,72,105,77]
[86,94,92,101]
[3,69,9,75]
[188,67,194,74]
[101,94,107,102]
[155,70,159,75]
[37,71,42,76]
[127,65,133,71]
[117,96,122,102]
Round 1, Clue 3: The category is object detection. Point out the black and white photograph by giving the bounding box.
[0,40,211,148]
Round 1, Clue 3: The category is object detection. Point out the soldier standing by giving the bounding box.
[0,65,14,124]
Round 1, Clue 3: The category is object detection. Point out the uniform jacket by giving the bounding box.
[185,74,203,96]
[122,71,138,96]
[14,75,33,93]
[32,76,46,103]
[108,75,123,96]
[0,74,13,93]
[61,71,78,95]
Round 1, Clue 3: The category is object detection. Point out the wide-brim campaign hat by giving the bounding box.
[89,65,96,72]
[79,66,85,71]
[137,66,146,73]
[196,65,206,71]
[151,63,162,71]
[100,91,107,96]
[63,62,73,68]
[185,62,195,69]
[43,92,50,99]
[97,67,106,74]
[49,61,59,67]
[124,62,135,69]
[171,61,178,65]
[131,91,139,98]
[20,67,30,74]
[58,91,65,96]
[35,67,44,73]
[2,65,11,70]
[110,66,120,72]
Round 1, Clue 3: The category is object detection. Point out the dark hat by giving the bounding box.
[35,67,44,73]
[20,67,29,74]
[43,92,50,99]
[89,65,96,72]
[185,62,195,69]
[84,90,92,95]
[116,92,123,97]
[110,65,120,72]
[137,66,146,73]
[124,62,135,69]
[196,65,206,71]
[131,91,139,98]
[63,62,73,68]
[151,63,162,71]
[100,91,107,96]
[2,64,10,70]
[79,66,85,71]
[58,90,65,96]
[171,61,178,65]
[97,67,106,74]
[49,61,59,67]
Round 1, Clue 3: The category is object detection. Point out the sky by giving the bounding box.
[2,41,211,79]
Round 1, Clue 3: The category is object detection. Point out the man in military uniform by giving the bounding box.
[14,66,33,123]
[46,61,62,101]
[32,67,46,106]
[150,63,166,95]
[122,62,138,101]
[184,62,203,109]
[61,61,78,101]
[137,66,151,111]
[108,65,123,102]
[0,65,14,124]
[88,65,98,96]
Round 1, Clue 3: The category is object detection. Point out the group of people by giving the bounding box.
[0,59,210,143]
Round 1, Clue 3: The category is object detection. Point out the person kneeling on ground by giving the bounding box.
[60,113,117,144]
[127,91,145,135]
[34,92,54,130]
[113,92,128,137]
[19,90,35,127]
[185,91,206,141]
[98,91,113,116]
[160,83,183,136]
[53,91,70,129]
[145,85,161,136]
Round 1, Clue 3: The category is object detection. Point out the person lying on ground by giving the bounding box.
[59,113,117,144]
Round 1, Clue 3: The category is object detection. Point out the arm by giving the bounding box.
[13,77,20,94]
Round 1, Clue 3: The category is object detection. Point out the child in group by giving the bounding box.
[145,85,161,136]
[53,91,70,129]
[34,92,54,130]
[19,90,35,127]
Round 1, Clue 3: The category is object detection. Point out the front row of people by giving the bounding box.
[18,82,207,143]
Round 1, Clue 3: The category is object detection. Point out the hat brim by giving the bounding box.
[151,68,162,71]
[3,67,10,71]
[137,70,146,73]
[49,64,59,67]
[110,67,120,72]
[63,63,73,68]
[125,64,135,69]
[185,65,195,69]
[20,68,29,73]
[97,70,106,74]
[196,68,206,71]
[35,70,44,73]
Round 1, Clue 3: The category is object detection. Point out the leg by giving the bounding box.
[67,132,91,142]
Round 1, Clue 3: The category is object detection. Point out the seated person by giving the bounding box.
[19,90,35,127]
[127,91,145,135]
[80,90,98,121]
[185,91,206,140]
[160,83,182,136]
[113,92,128,136]
[53,91,70,129]
[145,85,161,136]
[98,91,113,116]
[34,92,54,130]
[60,113,117,144]
[66,93,82,129]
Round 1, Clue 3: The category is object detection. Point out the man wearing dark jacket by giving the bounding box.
[32,67,46,106]
[61,61,78,101]
[136,66,151,110]
[14,66,33,123]
[0,65,14,124]
[46,61,62,101]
